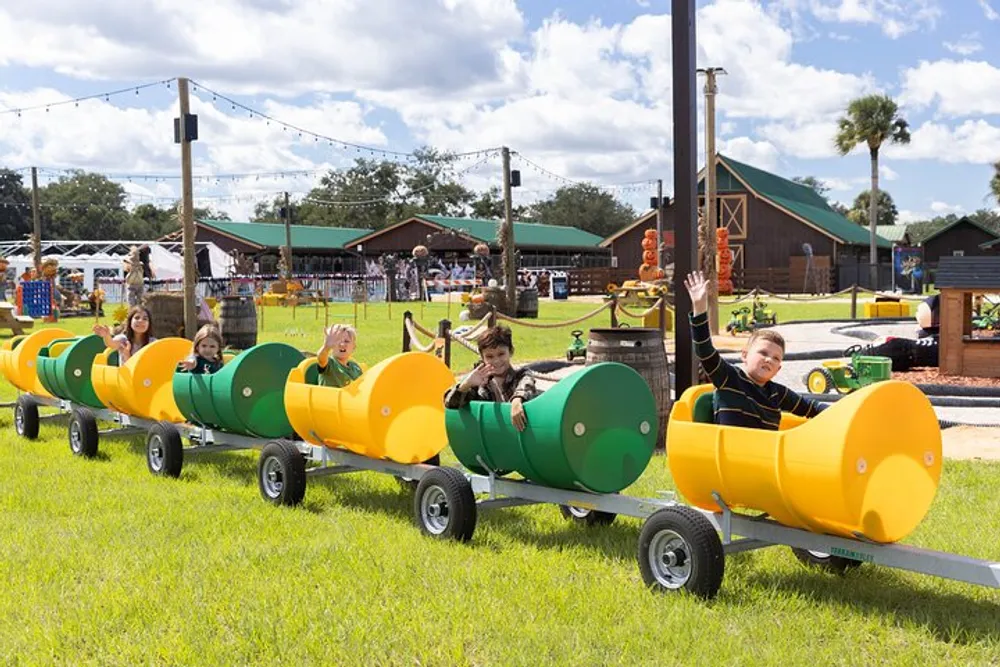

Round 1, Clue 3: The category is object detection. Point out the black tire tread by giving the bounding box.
[413,467,477,542]
[69,408,99,459]
[637,506,725,600]
[147,421,184,478]
[15,395,40,440]
[790,547,863,575]
[258,440,307,507]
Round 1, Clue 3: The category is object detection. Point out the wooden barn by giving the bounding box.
[602,154,892,292]
[160,219,369,274]
[916,216,1000,263]
[348,214,609,269]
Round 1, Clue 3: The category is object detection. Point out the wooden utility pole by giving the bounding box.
[501,146,516,311]
[656,178,664,267]
[30,167,41,272]
[698,66,725,334]
[283,191,293,280]
[672,0,699,396]
[177,77,197,338]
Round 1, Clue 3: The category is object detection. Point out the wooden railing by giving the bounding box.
[731,267,835,295]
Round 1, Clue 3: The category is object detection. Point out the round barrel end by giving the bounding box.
[844,381,942,543]
[560,362,658,494]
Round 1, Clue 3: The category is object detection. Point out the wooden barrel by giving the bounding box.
[144,292,185,338]
[516,288,539,319]
[586,328,672,450]
[218,296,258,351]
[482,286,509,316]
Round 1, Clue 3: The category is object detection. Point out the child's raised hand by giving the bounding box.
[684,271,709,315]
[324,324,345,348]
[460,363,493,390]
[92,324,110,338]
[178,356,197,371]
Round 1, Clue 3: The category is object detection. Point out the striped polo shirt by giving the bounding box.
[690,312,826,430]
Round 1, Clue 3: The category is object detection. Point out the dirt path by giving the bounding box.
[942,426,1000,461]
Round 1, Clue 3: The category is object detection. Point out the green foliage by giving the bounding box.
[529,183,636,238]
[834,94,911,158]
[991,161,1000,205]
[0,169,31,241]
[38,171,132,239]
[849,189,898,226]
[791,176,831,199]
[905,209,1000,243]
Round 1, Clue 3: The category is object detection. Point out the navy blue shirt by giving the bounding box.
[690,312,826,429]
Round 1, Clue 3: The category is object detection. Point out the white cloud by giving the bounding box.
[900,59,1000,116]
[979,0,1000,20]
[756,121,840,159]
[943,33,982,56]
[808,0,942,39]
[929,200,964,214]
[0,0,525,96]
[880,164,898,181]
[885,120,1000,164]
[718,137,780,171]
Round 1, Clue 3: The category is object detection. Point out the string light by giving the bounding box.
[513,152,656,192]
[1,79,176,116]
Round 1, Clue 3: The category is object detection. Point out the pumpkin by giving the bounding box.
[642,250,657,264]
[644,229,658,240]
[641,237,656,251]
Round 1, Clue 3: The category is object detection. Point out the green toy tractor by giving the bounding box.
[805,351,892,395]
[725,296,778,334]
[566,329,587,362]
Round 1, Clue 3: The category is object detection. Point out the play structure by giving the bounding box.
[2,323,999,601]
[805,351,892,395]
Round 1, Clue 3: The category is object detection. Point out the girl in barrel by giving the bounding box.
[178,324,225,374]
[93,305,157,365]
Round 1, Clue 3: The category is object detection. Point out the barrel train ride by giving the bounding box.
[2,327,998,600]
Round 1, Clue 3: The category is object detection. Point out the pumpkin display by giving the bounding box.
[412,245,429,259]
[716,227,733,295]
[641,237,656,251]
[638,230,660,283]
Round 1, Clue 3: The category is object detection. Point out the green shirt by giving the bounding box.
[318,357,364,388]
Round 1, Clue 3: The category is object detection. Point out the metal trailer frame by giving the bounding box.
[9,392,1000,601]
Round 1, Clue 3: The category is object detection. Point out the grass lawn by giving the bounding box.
[1,300,997,664]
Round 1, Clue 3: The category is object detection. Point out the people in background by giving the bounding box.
[915,294,940,338]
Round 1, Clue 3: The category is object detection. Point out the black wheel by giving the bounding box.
[257,440,307,507]
[68,408,99,458]
[413,467,477,542]
[559,505,617,527]
[14,395,40,440]
[566,351,574,362]
[637,507,725,599]
[146,421,184,478]
[396,453,441,491]
[790,547,864,575]
[806,368,834,394]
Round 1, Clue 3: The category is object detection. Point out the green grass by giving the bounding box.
[1,300,998,664]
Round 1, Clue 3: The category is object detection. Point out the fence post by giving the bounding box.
[438,318,452,367]
[488,305,497,328]
[658,298,667,337]
[402,310,412,352]
[610,295,619,328]
[850,284,858,320]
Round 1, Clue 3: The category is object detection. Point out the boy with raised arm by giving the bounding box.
[685,271,826,429]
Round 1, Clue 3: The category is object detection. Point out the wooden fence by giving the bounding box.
[566,268,639,295]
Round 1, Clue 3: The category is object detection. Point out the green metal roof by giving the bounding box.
[718,155,892,249]
[416,214,605,248]
[875,225,910,243]
[916,216,1000,246]
[199,219,370,250]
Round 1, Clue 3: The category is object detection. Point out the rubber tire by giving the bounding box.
[806,368,834,394]
[413,467,477,542]
[146,421,184,478]
[14,395,40,440]
[559,505,617,527]
[68,408,99,459]
[396,453,441,492]
[637,506,725,600]
[257,440,307,507]
[790,547,864,575]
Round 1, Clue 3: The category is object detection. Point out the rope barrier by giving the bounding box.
[495,300,613,329]
[404,317,439,353]
[615,298,664,320]
[449,332,480,354]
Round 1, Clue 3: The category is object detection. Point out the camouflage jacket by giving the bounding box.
[443,363,539,409]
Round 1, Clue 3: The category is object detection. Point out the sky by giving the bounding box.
[0,0,998,225]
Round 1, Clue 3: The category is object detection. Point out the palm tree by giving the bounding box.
[991,161,1000,205]
[834,95,910,290]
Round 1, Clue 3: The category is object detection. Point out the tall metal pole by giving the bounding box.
[698,66,725,334]
[501,146,516,311]
[30,167,41,273]
[656,178,664,267]
[672,0,699,396]
[283,191,293,280]
[178,77,197,338]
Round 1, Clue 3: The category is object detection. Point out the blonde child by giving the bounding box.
[93,305,157,365]
[316,324,363,387]
[179,324,225,374]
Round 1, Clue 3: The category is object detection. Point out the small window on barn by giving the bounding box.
[953,250,965,257]
[611,256,618,268]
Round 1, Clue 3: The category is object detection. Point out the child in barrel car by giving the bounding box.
[685,270,826,429]
[443,325,539,432]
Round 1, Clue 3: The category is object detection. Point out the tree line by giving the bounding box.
[0,148,638,243]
